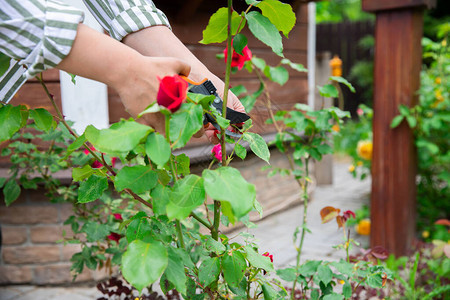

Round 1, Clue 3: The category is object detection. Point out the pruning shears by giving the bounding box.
[181,76,250,138]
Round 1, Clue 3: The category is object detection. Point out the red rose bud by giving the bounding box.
[223,45,252,70]
[157,75,188,112]
[113,213,123,221]
[262,252,274,263]
[107,232,122,244]
[91,160,104,169]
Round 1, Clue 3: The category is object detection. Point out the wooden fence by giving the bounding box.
[316,21,374,115]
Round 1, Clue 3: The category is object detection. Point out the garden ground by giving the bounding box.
[0,156,370,300]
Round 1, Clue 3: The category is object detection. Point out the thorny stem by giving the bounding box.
[291,158,310,299]
[165,117,185,249]
[210,0,233,242]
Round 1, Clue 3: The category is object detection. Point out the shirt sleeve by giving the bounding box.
[82,0,170,41]
[0,0,84,103]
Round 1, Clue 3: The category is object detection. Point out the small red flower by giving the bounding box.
[107,232,122,244]
[113,213,123,221]
[157,75,188,112]
[223,45,252,70]
[211,144,223,161]
[262,252,274,263]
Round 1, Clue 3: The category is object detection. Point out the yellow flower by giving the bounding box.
[357,161,363,166]
[357,140,373,161]
[435,77,441,84]
[356,219,371,235]
[332,124,340,132]
[348,165,355,172]
[422,230,430,239]
[339,280,345,284]
[432,89,444,108]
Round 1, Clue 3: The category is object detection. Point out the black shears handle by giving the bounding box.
[181,76,250,138]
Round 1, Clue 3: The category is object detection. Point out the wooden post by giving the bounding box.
[362,0,435,256]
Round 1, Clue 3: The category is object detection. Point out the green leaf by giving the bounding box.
[126,213,152,243]
[114,166,158,194]
[122,240,168,292]
[85,121,153,153]
[329,76,356,93]
[323,294,344,300]
[343,282,352,298]
[78,174,108,203]
[199,257,221,287]
[30,108,54,132]
[406,115,417,128]
[245,11,283,56]
[298,260,322,277]
[0,105,22,143]
[318,84,339,98]
[145,132,171,167]
[151,185,170,216]
[169,103,203,149]
[81,222,110,242]
[166,175,205,220]
[317,264,333,285]
[281,58,308,72]
[244,246,274,272]
[3,179,20,206]
[165,247,187,294]
[233,33,248,55]
[200,7,242,44]
[0,53,11,77]
[366,273,383,288]
[243,132,270,163]
[262,283,278,299]
[72,165,94,182]
[246,0,261,5]
[398,104,410,116]
[203,167,255,219]
[268,66,289,85]
[205,236,226,254]
[174,154,190,176]
[234,143,247,160]
[256,0,296,37]
[0,177,6,189]
[276,268,297,282]
[230,85,247,97]
[66,134,86,156]
[390,115,404,128]
[222,251,246,287]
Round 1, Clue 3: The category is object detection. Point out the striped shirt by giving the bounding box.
[0,0,170,104]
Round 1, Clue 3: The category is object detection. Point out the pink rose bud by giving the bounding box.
[157,75,188,113]
[211,144,223,161]
[357,108,364,116]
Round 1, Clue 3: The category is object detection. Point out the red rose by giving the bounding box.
[223,45,252,70]
[262,252,274,263]
[113,213,123,221]
[157,75,188,112]
[107,232,122,244]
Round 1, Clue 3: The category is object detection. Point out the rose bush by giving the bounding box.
[0,1,393,299]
